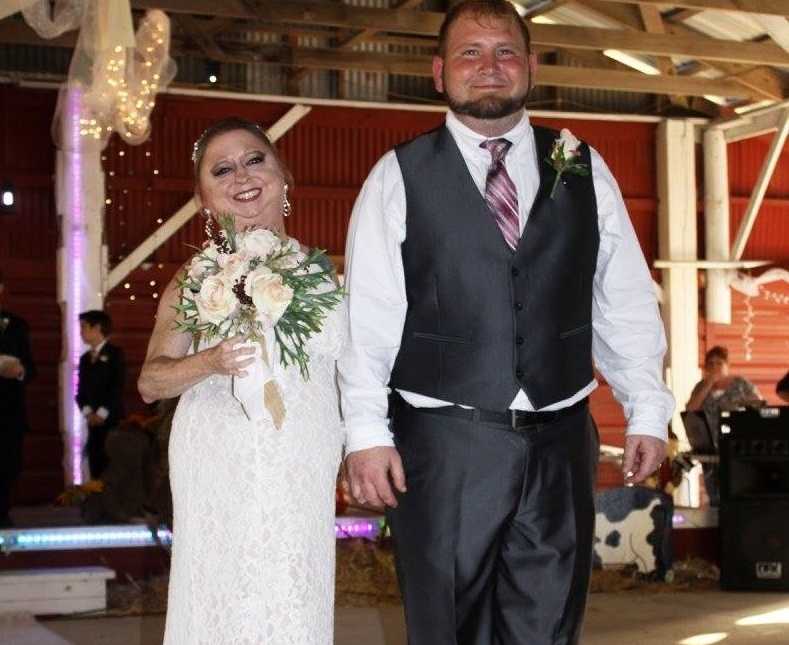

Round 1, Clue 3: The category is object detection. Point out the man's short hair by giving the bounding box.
[79,310,112,336]
[437,0,532,57]
[704,345,728,365]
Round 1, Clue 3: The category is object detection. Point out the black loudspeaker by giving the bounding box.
[719,407,789,591]
[720,499,789,590]
[720,407,789,501]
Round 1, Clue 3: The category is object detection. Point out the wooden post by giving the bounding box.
[657,119,699,448]
[56,87,106,485]
[703,127,731,324]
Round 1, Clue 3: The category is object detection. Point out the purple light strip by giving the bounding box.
[334,517,382,540]
[68,88,84,485]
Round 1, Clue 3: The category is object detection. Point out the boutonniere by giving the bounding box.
[545,128,590,199]
[99,354,109,363]
[0,317,8,334]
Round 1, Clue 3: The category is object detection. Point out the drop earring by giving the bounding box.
[282,184,291,218]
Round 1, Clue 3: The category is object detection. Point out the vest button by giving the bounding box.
[516,336,524,345]
[511,267,520,277]
[514,302,523,311]
[515,369,524,379]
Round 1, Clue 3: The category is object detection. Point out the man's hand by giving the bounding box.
[0,357,23,380]
[622,434,667,485]
[344,446,406,509]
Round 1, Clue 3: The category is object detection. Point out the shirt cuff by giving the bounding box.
[82,406,93,417]
[344,421,395,455]
[625,422,668,442]
[96,407,110,421]
[16,367,24,381]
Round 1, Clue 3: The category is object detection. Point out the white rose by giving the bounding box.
[195,274,238,325]
[187,244,220,281]
[273,237,306,269]
[558,128,581,157]
[244,267,294,327]
[240,228,279,259]
[217,252,250,283]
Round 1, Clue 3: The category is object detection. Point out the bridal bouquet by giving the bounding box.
[175,214,343,380]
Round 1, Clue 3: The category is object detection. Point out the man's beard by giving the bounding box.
[445,89,529,120]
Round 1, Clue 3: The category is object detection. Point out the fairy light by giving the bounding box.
[79,11,172,146]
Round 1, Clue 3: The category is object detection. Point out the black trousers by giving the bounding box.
[0,429,24,525]
[86,424,111,479]
[387,400,599,645]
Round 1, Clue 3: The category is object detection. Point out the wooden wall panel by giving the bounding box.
[9,84,787,496]
[0,85,61,503]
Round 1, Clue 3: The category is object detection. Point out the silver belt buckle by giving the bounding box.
[510,410,518,429]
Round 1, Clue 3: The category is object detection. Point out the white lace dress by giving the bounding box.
[163,300,346,645]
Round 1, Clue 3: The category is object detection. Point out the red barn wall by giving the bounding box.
[2,83,787,500]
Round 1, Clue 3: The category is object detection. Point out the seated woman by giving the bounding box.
[686,345,761,505]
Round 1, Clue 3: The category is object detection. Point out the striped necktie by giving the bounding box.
[480,138,520,250]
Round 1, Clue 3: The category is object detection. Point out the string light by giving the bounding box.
[79,11,173,146]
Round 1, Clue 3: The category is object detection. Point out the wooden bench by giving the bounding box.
[0,567,115,615]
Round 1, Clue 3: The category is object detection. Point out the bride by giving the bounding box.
[138,117,345,644]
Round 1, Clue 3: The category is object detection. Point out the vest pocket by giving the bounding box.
[412,331,470,344]
[559,323,591,339]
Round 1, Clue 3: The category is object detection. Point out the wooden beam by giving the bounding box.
[523,0,575,17]
[107,198,198,292]
[130,2,789,66]
[538,22,789,67]
[730,109,789,260]
[579,1,786,102]
[638,5,674,76]
[7,2,787,67]
[667,9,704,22]
[755,14,789,55]
[284,47,756,98]
[594,0,789,17]
[722,108,787,143]
[337,0,423,50]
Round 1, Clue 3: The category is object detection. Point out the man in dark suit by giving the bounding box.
[77,310,125,479]
[0,269,36,527]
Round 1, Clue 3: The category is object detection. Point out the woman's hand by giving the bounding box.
[205,336,257,377]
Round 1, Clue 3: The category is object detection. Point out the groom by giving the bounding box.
[339,1,674,643]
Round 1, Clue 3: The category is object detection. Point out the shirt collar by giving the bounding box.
[445,110,531,152]
[93,339,108,355]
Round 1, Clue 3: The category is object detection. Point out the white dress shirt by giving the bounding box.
[339,111,675,454]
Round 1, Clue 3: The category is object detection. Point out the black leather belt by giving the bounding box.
[395,394,588,429]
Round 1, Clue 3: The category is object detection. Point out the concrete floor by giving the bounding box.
[18,592,786,645]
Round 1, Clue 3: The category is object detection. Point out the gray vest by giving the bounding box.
[389,124,599,410]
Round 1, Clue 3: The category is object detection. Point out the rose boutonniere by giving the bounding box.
[545,128,590,199]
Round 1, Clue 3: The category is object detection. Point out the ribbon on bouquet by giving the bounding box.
[231,338,286,430]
